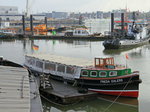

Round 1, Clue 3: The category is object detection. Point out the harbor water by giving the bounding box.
[0,38,150,112]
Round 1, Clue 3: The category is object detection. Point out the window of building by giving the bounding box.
[78,30,81,34]
[75,30,77,34]
[6,18,9,21]
[57,64,65,73]
[5,11,9,14]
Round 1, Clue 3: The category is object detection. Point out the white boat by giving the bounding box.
[64,28,90,37]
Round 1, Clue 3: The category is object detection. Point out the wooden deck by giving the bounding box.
[0,66,30,112]
[40,78,98,104]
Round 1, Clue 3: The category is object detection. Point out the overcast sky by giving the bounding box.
[1,0,150,13]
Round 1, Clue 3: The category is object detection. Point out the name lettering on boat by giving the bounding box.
[100,79,123,84]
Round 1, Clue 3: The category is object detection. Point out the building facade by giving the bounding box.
[0,6,19,21]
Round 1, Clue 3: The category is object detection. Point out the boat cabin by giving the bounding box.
[94,57,115,69]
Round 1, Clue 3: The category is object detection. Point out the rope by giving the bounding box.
[102,76,133,112]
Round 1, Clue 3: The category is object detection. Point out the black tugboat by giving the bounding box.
[103,25,150,49]
[103,12,150,49]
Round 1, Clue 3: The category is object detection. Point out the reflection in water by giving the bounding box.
[103,49,124,55]
[1,39,150,112]
[42,95,138,112]
[98,95,138,107]
[103,46,143,56]
[58,39,90,46]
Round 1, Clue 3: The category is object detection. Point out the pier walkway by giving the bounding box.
[0,66,30,112]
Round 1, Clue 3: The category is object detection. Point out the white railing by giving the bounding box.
[25,55,81,80]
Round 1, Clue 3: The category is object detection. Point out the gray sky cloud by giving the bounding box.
[1,0,150,13]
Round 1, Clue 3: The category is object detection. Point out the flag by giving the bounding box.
[125,53,129,59]
[33,44,39,51]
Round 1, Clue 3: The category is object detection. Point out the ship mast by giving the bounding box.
[25,0,29,17]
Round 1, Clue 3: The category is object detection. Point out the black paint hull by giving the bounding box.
[76,74,141,98]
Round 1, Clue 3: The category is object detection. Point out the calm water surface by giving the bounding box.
[0,39,150,112]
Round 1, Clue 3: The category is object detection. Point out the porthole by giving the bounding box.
[109,71,117,76]
[90,71,97,77]
[99,71,107,77]
[81,70,88,76]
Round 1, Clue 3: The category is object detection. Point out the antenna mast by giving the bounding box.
[25,0,29,17]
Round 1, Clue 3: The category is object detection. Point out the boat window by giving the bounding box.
[100,59,104,65]
[75,30,77,34]
[99,71,107,77]
[106,59,109,64]
[57,64,65,73]
[27,58,35,65]
[109,71,117,76]
[125,70,129,75]
[36,61,43,68]
[31,60,35,65]
[85,31,88,34]
[90,71,97,77]
[78,30,81,34]
[81,70,88,76]
[66,66,75,74]
[82,30,84,34]
[95,58,100,65]
[82,30,86,34]
[45,62,56,71]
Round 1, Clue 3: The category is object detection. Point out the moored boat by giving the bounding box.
[103,17,150,49]
[103,37,150,49]
[24,54,141,98]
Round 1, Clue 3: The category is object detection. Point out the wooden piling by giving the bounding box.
[121,13,125,36]
[22,15,25,35]
[30,15,33,35]
[111,13,114,36]
[45,17,47,30]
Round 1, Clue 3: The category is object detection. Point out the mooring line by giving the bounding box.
[102,76,133,112]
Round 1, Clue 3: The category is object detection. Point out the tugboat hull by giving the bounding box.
[88,84,139,98]
[77,74,141,98]
[103,38,150,49]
